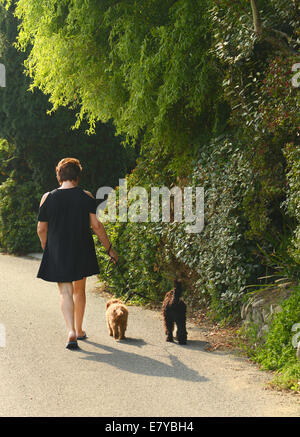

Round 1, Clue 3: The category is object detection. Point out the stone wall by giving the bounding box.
[241,286,292,340]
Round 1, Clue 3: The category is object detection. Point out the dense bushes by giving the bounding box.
[172,138,261,317]
[283,142,300,265]
[95,136,263,319]
[0,176,42,253]
[96,125,298,321]
[0,139,41,253]
[95,220,171,304]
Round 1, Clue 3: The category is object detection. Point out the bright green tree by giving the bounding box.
[0,4,136,252]
[2,0,226,172]
[0,4,136,193]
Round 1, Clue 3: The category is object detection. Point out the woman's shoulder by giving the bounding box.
[39,192,50,207]
[39,188,58,206]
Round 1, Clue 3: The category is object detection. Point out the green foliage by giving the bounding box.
[0,176,42,253]
[159,137,261,317]
[216,57,298,243]
[210,4,299,245]
[95,136,262,318]
[7,0,224,159]
[0,139,42,253]
[256,227,300,288]
[211,0,299,64]
[269,363,300,391]
[0,4,136,194]
[283,142,300,264]
[259,56,299,137]
[0,138,15,184]
[241,285,300,391]
[95,220,171,305]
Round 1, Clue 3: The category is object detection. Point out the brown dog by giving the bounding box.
[106,299,128,340]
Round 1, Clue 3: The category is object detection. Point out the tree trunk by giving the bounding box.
[250,0,262,35]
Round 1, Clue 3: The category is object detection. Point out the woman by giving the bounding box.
[37,158,118,350]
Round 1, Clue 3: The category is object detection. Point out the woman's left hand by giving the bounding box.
[109,248,118,264]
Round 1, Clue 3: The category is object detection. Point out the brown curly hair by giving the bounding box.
[56,158,82,183]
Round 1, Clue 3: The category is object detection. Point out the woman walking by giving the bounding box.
[37,158,118,350]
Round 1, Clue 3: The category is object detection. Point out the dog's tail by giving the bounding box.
[173,279,183,303]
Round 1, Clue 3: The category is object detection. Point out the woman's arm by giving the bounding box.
[84,189,118,263]
[89,213,118,263]
[37,192,49,250]
[37,222,48,250]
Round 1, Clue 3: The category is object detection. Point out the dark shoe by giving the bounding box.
[77,332,87,340]
[66,340,79,350]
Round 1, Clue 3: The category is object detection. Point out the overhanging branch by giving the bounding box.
[250,0,262,35]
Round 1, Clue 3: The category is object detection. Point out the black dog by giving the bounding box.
[162,279,187,345]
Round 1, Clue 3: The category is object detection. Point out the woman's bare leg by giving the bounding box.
[57,282,76,342]
[73,277,87,337]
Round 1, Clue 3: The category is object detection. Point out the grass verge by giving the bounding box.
[238,284,300,392]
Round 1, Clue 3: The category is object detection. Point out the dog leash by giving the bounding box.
[105,258,157,304]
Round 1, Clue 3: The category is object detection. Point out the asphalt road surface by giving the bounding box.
[0,253,299,417]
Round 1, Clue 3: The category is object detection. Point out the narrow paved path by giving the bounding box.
[0,253,299,417]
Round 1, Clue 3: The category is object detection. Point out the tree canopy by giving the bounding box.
[2,0,225,161]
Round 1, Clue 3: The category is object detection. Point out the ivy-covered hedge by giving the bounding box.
[94,220,171,304]
[95,136,264,320]
[283,142,300,264]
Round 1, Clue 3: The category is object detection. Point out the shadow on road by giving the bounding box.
[181,340,211,350]
[121,337,147,348]
[79,340,209,382]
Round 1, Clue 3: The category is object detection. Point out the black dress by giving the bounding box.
[37,186,100,282]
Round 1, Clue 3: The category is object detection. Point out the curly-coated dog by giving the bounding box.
[106,299,128,340]
[162,279,187,345]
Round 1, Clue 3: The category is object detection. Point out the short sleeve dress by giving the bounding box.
[37,187,100,282]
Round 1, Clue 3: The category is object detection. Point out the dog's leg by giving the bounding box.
[165,318,175,342]
[121,314,128,340]
[119,321,126,340]
[107,318,113,336]
[163,307,174,342]
[112,323,119,340]
[176,326,187,344]
[175,315,187,345]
